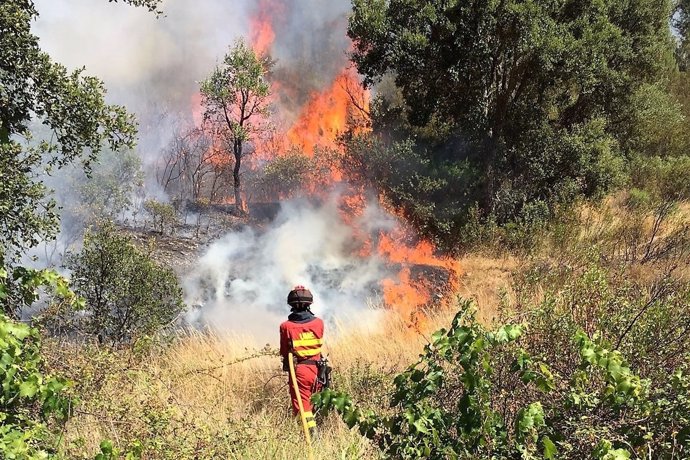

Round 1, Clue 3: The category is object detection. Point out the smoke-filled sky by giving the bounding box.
[184,195,398,343]
[33,0,352,180]
[32,1,351,127]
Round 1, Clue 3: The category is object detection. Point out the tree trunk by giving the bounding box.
[233,139,244,213]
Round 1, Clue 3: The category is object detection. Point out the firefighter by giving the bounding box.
[279,285,324,436]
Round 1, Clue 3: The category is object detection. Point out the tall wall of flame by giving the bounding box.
[32,0,353,186]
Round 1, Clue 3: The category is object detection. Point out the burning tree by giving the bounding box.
[200,39,271,213]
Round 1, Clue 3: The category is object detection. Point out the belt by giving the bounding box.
[296,359,319,366]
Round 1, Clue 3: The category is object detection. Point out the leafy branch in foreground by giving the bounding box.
[0,313,73,459]
[314,299,690,459]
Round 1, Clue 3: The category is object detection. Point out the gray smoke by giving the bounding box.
[32,0,354,204]
[184,194,396,343]
[32,0,353,173]
[32,0,253,184]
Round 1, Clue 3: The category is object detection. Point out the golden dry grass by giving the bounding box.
[48,250,518,458]
[47,306,464,459]
[43,254,519,459]
[456,255,518,324]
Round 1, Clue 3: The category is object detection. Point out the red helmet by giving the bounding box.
[287,285,313,309]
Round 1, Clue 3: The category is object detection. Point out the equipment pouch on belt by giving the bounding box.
[313,357,332,392]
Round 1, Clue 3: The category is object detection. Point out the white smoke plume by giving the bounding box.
[32,0,353,175]
[31,0,355,213]
[184,194,396,343]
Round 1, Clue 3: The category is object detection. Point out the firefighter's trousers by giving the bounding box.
[289,362,317,429]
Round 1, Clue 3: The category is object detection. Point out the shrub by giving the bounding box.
[255,150,312,200]
[143,199,177,235]
[631,155,690,203]
[63,222,185,345]
[315,295,690,459]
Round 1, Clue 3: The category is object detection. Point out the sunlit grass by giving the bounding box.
[44,254,519,458]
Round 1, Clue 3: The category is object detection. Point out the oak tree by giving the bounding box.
[200,39,271,213]
[346,0,677,247]
[0,0,161,315]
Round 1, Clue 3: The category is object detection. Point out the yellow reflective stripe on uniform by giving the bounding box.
[295,347,322,357]
[304,411,316,428]
[293,337,324,347]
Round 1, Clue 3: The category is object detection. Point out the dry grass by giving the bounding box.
[52,197,690,458]
[45,304,467,459]
[456,255,519,324]
[39,253,522,459]
[45,197,690,458]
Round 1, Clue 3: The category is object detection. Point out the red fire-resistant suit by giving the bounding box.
[280,310,324,429]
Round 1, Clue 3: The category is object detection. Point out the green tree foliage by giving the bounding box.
[0,0,144,265]
[143,199,177,235]
[0,0,161,316]
[343,135,486,246]
[631,155,690,203]
[200,39,271,213]
[252,146,340,200]
[257,150,313,200]
[0,314,72,459]
[75,150,145,224]
[624,84,688,159]
[346,0,677,249]
[63,223,184,345]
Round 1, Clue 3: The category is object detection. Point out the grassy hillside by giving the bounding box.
[37,194,690,459]
[45,308,457,458]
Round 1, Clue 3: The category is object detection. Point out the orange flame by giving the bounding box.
[381,268,430,322]
[249,0,280,56]
[286,68,365,156]
[247,3,460,322]
[377,230,461,322]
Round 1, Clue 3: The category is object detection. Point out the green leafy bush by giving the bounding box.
[0,314,72,459]
[62,222,185,345]
[315,297,690,459]
[143,200,177,235]
[254,150,313,200]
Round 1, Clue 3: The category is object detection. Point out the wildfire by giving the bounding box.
[246,1,461,321]
[378,231,461,323]
[286,68,365,156]
[381,268,431,323]
[190,91,203,126]
[249,0,281,56]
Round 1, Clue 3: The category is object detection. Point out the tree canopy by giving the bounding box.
[0,0,154,266]
[346,0,680,249]
[63,223,184,345]
[0,0,164,318]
